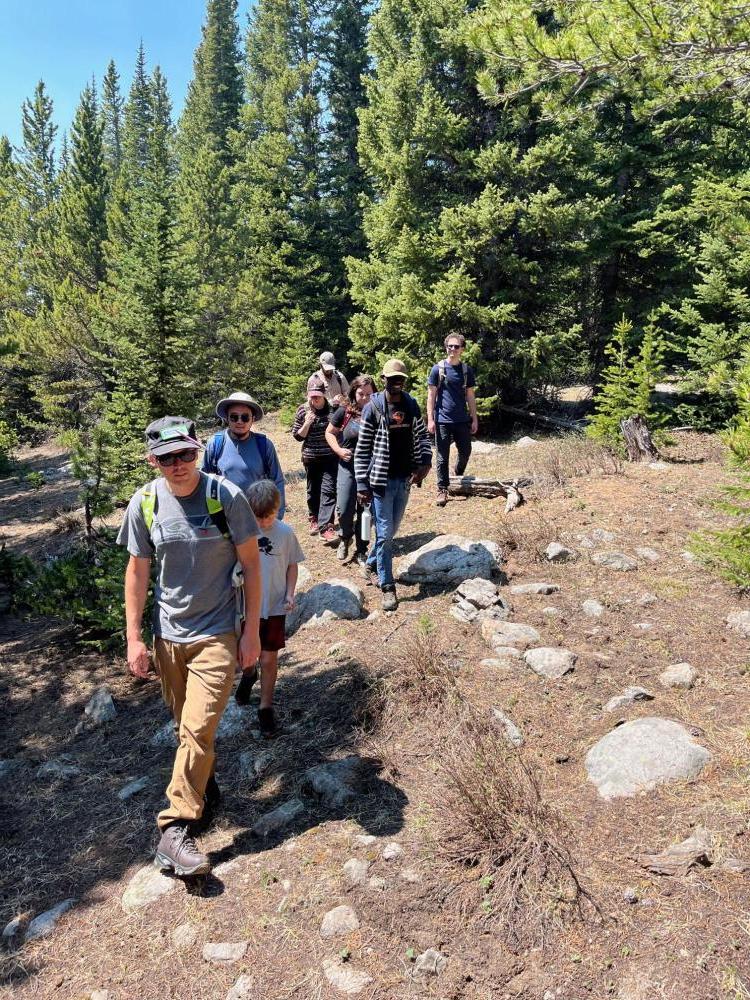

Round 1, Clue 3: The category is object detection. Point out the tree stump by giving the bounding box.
[620,414,660,462]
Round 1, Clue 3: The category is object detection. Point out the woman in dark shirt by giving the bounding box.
[325,375,376,563]
[292,377,338,543]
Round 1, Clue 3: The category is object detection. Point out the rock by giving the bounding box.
[36,758,81,780]
[415,949,447,976]
[475,601,511,621]
[171,923,199,950]
[633,621,653,633]
[25,899,76,942]
[217,699,253,740]
[252,798,304,837]
[395,535,502,585]
[481,619,541,650]
[471,440,501,454]
[367,876,386,891]
[91,991,110,1000]
[150,720,177,748]
[585,717,711,800]
[603,687,655,713]
[542,606,561,617]
[327,642,347,658]
[510,582,560,596]
[322,959,373,995]
[80,686,117,727]
[203,941,249,964]
[297,564,313,590]
[524,647,576,679]
[401,868,421,883]
[286,578,364,633]
[727,610,750,638]
[122,864,178,913]
[635,547,660,562]
[636,827,713,875]
[304,757,360,809]
[354,834,377,846]
[582,599,605,618]
[2,915,24,940]
[118,776,150,801]
[515,436,538,448]
[456,577,500,608]
[491,708,523,747]
[721,857,750,874]
[638,592,658,606]
[659,663,696,689]
[592,551,638,571]
[239,749,275,781]
[590,528,616,544]
[343,859,370,885]
[450,605,476,624]
[382,842,403,861]
[545,543,577,563]
[623,888,639,904]
[320,905,360,938]
[681,549,698,563]
[226,975,255,1000]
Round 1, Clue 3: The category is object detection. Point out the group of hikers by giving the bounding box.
[117,336,478,877]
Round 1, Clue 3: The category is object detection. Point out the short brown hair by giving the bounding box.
[444,333,466,348]
[347,375,376,404]
[247,479,281,518]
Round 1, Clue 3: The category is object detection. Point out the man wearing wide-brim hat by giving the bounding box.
[202,391,286,519]
[353,359,432,611]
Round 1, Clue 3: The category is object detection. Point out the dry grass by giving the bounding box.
[493,506,559,562]
[525,434,623,494]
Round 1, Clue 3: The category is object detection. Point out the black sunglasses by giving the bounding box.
[156,449,198,467]
[446,344,463,350]
[228,413,251,423]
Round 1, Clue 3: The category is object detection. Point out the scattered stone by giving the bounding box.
[217,699,253,740]
[524,647,576,679]
[75,686,116,732]
[721,857,750,874]
[305,757,361,810]
[171,923,199,950]
[481,619,541,650]
[252,798,304,838]
[659,662,696,689]
[327,642,347,658]
[203,941,249,964]
[471,440,501,454]
[401,868,421,883]
[382,842,403,861]
[510,582,560,596]
[286,578,365,634]
[214,858,242,878]
[354,834,377,847]
[590,528,617,544]
[396,535,502,584]
[542,606,561,618]
[91,992,110,1000]
[226,975,255,1000]
[727,610,750,638]
[367,876,386,891]
[636,827,713,876]
[118,776,150,801]
[150,720,177,748]
[592,551,638,571]
[633,622,653,633]
[320,905,360,938]
[638,592,658,606]
[2,915,24,940]
[36,758,81,780]
[343,859,370,885]
[365,611,380,622]
[635,547,661,562]
[491,708,523,747]
[582,599,605,617]
[545,543,577,563]
[681,550,698,564]
[515,436,538,448]
[649,461,670,470]
[297,564,313,590]
[122,864,178,913]
[25,899,76,942]
[623,888,639,905]
[456,577,500,608]
[603,687,655,713]
[415,949,447,977]
[585,717,711,800]
[322,959,373,995]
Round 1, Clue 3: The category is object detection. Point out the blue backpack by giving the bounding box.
[204,430,272,476]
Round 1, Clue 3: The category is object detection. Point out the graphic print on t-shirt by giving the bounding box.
[258,535,274,555]
[152,512,222,545]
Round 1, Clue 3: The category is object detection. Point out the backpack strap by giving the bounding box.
[205,474,230,538]
[140,479,159,532]
[205,430,227,472]
[437,360,468,397]
[253,433,271,477]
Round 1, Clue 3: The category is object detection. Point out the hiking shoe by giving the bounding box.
[258,706,277,738]
[155,823,210,876]
[308,514,319,535]
[320,526,338,545]
[382,587,398,612]
[235,667,258,706]
[336,537,351,561]
[355,550,368,567]
[361,562,377,586]
[435,489,448,507]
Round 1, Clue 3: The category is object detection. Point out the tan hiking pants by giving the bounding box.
[154,632,237,830]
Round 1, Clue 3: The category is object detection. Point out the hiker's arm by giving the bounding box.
[284,562,299,611]
[125,555,152,679]
[467,386,478,434]
[325,421,351,462]
[426,384,437,435]
[236,537,261,669]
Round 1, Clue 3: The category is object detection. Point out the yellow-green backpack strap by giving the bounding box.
[205,474,230,538]
[140,479,158,532]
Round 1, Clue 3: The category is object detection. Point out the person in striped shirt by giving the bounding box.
[354,359,432,611]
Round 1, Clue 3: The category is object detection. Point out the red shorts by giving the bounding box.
[259,615,286,652]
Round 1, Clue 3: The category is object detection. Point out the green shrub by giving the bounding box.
[0,420,17,474]
[23,470,46,490]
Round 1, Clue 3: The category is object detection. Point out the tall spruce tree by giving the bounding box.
[101,60,124,179]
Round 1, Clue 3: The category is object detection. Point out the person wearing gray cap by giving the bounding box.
[202,391,286,519]
[311,351,349,405]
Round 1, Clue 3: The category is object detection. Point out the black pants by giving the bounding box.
[303,455,338,528]
[435,421,472,489]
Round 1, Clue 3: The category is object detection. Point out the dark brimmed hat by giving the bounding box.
[145,416,201,456]
[381,358,408,379]
[215,392,264,423]
[306,376,326,396]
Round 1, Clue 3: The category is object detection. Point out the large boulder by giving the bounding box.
[395,535,502,585]
[585,717,711,800]
[285,578,364,634]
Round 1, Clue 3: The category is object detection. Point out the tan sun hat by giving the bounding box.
[381,358,409,379]
[215,392,264,422]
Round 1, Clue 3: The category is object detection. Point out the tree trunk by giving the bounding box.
[620,414,660,462]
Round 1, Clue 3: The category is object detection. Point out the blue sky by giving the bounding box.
[0,0,243,148]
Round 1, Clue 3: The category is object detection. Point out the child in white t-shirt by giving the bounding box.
[235,480,304,737]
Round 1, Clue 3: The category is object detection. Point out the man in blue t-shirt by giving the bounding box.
[426,334,478,507]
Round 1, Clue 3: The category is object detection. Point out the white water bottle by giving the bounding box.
[360,505,372,542]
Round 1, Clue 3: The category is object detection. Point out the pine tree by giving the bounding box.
[101,60,124,179]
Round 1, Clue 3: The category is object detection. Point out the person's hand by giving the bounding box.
[357,489,372,505]
[284,593,296,612]
[127,639,152,679]
[410,465,430,486]
[427,418,435,435]
[339,447,353,463]
[471,416,478,435]
[238,627,261,670]
[304,411,316,426]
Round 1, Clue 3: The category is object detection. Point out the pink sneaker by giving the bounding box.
[320,526,338,545]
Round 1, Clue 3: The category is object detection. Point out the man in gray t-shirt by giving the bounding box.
[117,416,261,877]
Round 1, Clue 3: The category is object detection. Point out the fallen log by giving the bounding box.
[447,475,531,511]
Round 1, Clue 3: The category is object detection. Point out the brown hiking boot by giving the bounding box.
[155,823,211,876]
[435,489,448,507]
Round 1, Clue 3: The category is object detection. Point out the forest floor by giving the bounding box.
[1,421,750,1000]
